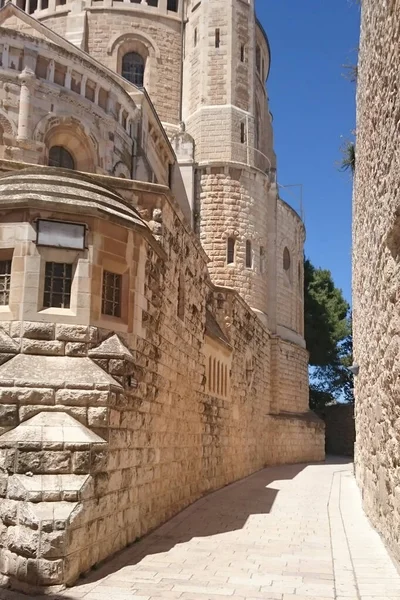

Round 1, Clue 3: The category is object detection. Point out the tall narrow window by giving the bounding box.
[102,271,122,317]
[48,146,75,170]
[194,27,198,47]
[215,28,220,48]
[256,45,261,73]
[122,52,145,87]
[43,262,72,309]
[240,45,245,62]
[240,122,245,144]
[283,247,291,272]
[260,246,265,274]
[0,260,12,306]
[227,238,235,264]
[167,0,178,11]
[246,240,252,268]
[177,273,185,320]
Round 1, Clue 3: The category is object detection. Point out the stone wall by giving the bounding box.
[0,165,325,591]
[353,0,400,563]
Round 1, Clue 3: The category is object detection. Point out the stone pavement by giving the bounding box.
[1,458,400,600]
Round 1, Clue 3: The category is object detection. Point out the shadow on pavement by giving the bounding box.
[0,457,352,599]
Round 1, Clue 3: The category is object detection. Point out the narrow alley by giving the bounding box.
[1,459,399,600]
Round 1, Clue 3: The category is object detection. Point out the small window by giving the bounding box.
[102,271,122,317]
[227,238,235,264]
[256,45,261,73]
[122,52,145,87]
[43,262,72,309]
[283,247,291,271]
[167,0,178,10]
[246,240,252,268]
[215,28,220,48]
[194,27,198,47]
[177,273,185,320]
[240,122,245,144]
[48,146,75,170]
[260,246,265,274]
[240,45,245,62]
[168,163,173,188]
[0,260,12,306]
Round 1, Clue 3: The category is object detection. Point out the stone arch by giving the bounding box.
[107,31,161,60]
[113,161,131,179]
[33,115,98,173]
[108,33,159,91]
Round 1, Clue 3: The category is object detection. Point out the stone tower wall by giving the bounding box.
[353,0,400,563]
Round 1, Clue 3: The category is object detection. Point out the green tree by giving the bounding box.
[304,259,353,408]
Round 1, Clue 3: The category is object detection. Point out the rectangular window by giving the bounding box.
[240,122,246,144]
[227,238,235,264]
[194,27,198,47]
[240,45,245,62]
[215,28,220,48]
[102,271,122,317]
[167,0,178,11]
[0,260,11,306]
[43,262,72,309]
[246,240,252,268]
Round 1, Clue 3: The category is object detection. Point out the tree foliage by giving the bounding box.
[304,259,353,409]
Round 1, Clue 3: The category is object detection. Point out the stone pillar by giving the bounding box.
[65,66,72,89]
[17,68,36,142]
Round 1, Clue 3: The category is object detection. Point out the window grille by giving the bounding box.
[44,262,72,308]
[122,52,145,87]
[48,146,75,170]
[0,260,11,306]
[102,271,122,317]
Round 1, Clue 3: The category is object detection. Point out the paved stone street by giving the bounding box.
[1,458,400,600]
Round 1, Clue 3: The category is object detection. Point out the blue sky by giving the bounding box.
[256,0,360,304]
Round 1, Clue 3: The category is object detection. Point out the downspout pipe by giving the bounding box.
[179,0,185,123]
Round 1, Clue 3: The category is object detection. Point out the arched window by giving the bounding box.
[283,247,291,271]
[122,52,145,87]
[48,146,75,170]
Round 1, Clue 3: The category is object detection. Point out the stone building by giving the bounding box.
[353,0,400,565]
[0,0,324,591]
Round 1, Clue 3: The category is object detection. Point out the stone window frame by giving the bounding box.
[37,247,84,317]
[43,261,73,309]
[0,249,14,308]
[97,258,130,328]
[102,270,122,318]
[115,39,150,91]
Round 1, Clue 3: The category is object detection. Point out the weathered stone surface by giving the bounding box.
[89,334,134,361]
[55,325,89,342]
[21,322,55,341]
[55,389,108,407]
[21,340,64,356]
[7,526,38,558]
[0,331,19,354]
[0,404,17,427]
[353,0,400,565]
[88,407,108,428]
[0,388,54,406]
[65,342,87,357]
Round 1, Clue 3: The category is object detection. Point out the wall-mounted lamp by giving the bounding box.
[348,364,359,376]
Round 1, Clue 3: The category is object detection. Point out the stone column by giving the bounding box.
[17,68,36,141]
